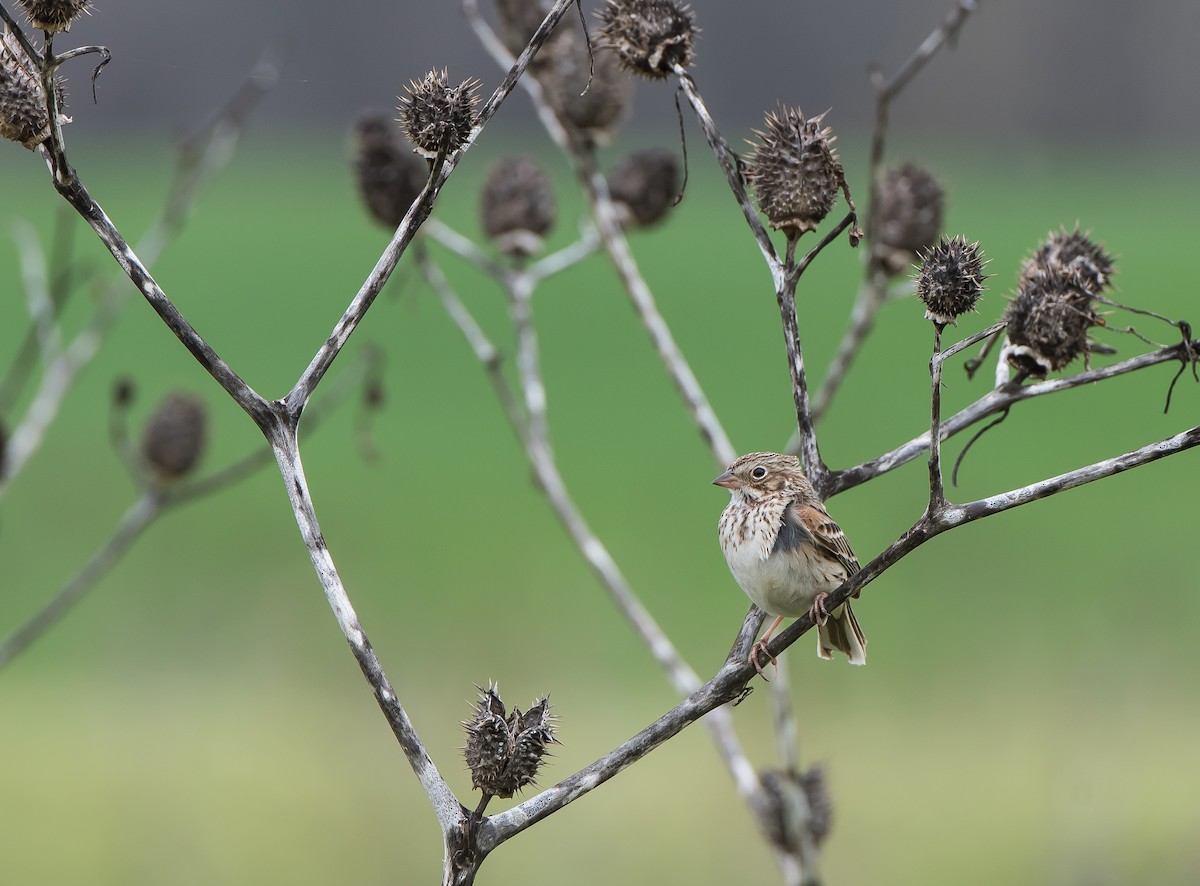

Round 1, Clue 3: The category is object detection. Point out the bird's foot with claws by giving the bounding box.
[809,592,831,627]
[748,640,777,679]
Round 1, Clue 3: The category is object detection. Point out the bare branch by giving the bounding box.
[286,0,578,413]
[269,429,463,833]
[826,337,1199,499]
[0,58,274,496]
[673,68,779,267]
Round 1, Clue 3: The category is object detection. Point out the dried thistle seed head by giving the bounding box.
[872,162,944,276]
[17,0,90,33]
[351,112,427,229]
[463,686,514,796]
[758,766,833,854]
[915,235,988,326]
[505,697,557,795]
[798,765,832,846]
[597,0,697,80]
[141,392,207,481]
[1021,225,1115,296]
[1,27,70,149]
[540,32,633,144]
[746,106,847,237]
[481,156,557,259]
[397,69,480,160]
[607,147,679,227]
[1004,265,1101,377]
[462,686,557,798]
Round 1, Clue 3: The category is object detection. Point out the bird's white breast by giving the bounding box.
[719,498,847,617]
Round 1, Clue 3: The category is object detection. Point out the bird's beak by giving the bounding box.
[712,470,739,489]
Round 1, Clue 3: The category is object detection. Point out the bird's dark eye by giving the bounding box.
[750,466,768,481]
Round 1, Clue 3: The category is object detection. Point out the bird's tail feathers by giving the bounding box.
[817,601,867,666]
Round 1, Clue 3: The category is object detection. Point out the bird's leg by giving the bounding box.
[749,615,786,677]
[809,592,831,627]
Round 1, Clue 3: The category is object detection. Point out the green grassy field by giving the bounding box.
[1,130,1198,885]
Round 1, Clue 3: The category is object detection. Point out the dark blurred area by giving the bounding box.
[44,0,1200,144]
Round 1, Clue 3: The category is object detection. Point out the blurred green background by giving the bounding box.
[3,79,1200,886]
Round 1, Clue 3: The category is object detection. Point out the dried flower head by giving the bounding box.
[597,0,696,79]
[759,766,833,854]
[17,0,90,33]
[541,31,633,144]
[352,113,427,229]
[141,393,207,481]
[607,147,679,227]
[1020,225,1114,296]
[915,235,987,326]
[1004,265,1101,377]
[872,162,944,276]
[481,156,556,259]
[746,106,849,237]
[397,69,480,160]
[462,685,557,798]
[1,26,70,149]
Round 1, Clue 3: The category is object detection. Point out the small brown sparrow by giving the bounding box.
[715,452,866,672]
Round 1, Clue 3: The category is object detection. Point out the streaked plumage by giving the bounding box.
[714,452,867,670]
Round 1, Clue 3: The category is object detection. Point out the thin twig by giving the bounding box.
[822,0,979,424]
[928,324,946,509]
[287,0,578,415]
[0,51,280,498]
[824,337,1200,499]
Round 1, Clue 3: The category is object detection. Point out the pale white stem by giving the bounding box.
[271,432,462,833]
[12,221,63,362]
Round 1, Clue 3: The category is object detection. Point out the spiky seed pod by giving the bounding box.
[463,687,514,795]
[758,766,833,854]
[797,765,832,846]
[915,235,988,327]
[481,157,557,259]
[746,106,847,237]
[1,27,70,149]
[872,162,945,276]
[352,113,427,229]
[462,686,557,799]
[17,0,90,33]
[607,147,679,227]
[1020,225,1114,296]
[1004,265,1101,377]
[596,0,697,80]
[506,698,556,795]
[396,69,480,160]
[141,393,207,481]
[540,31,633,144]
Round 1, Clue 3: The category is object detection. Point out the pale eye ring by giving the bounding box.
[750,466,768,481]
